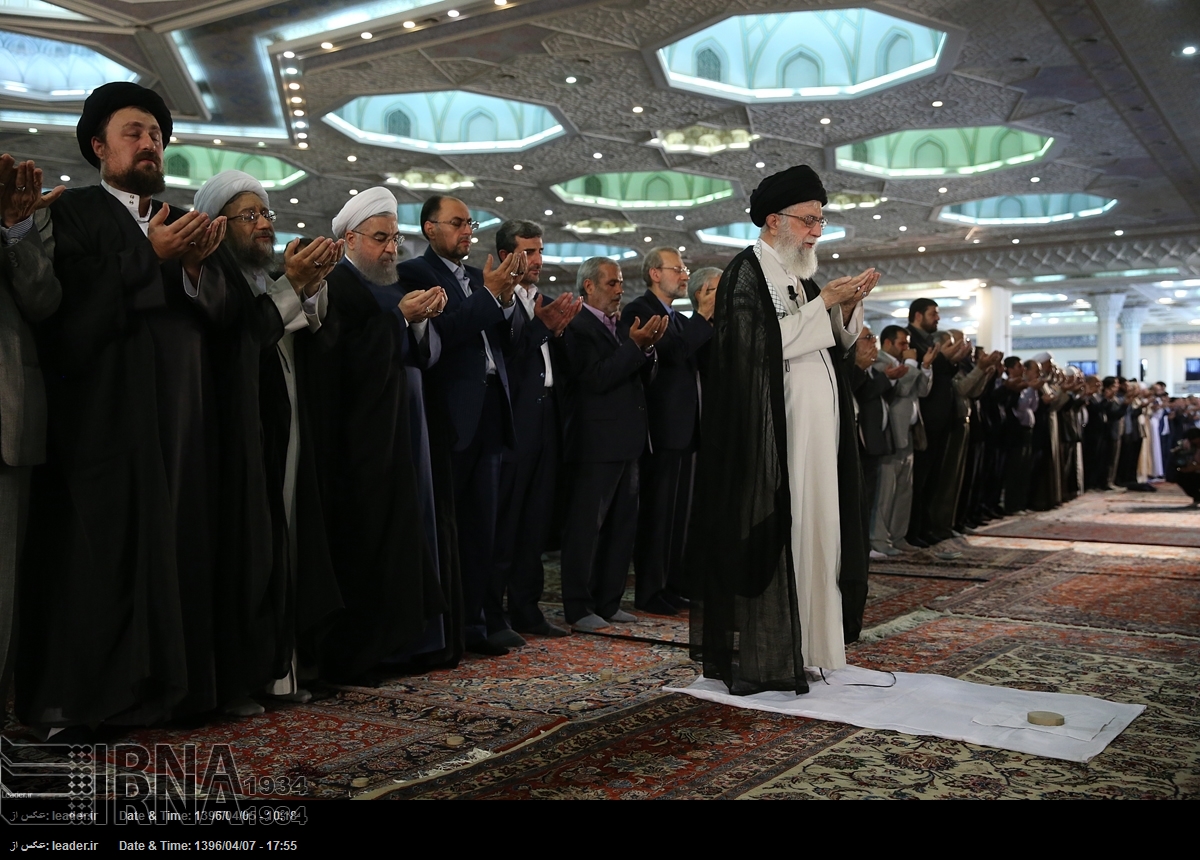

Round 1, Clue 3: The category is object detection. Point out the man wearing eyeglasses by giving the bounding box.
[397,195,524,656]
[191,169,344,713]
[624,247,714,617]
[688,165,879,696]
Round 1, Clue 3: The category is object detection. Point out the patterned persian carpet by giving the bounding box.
[6,490,1197,799]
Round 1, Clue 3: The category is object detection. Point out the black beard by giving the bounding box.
[108,161,165,197]
[349,253,398,286]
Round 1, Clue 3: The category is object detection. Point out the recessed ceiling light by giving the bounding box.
[349,189,358,195]
[918,246,926,252]
[745,208,750,213]
[872,214,882,220]
[678,246,686,252]
[347,155,357,162]
[880,196,888,202]
[632,106,643,113]
[293,110,305,116]
[592,152,603,159]
[549,276,556,282]
[973,238,980,243]
[447,9,460,17]
[1175,290,1187,297]
[544,209,553,216]
[289,197,299,204]
[471,237,479,243]
[27,128,36,133]
[1158,297,1173,304]
[495,0,507,5]
[1030,176,1041,183]
[297,142,308,149]
[755,161,765,168]
[403,21,415,28]
[644,236,652,242]
[320,42,333,50]
[169,136,178,143]
[295,121,307,128]
[831,253,839,259]
[898,225,907,231]
[288,84,300,91]
[59,174,69,181]
[297,222,306,228]
[257,141,266,147]
[513,164,523,170]
[565,76,577,84]
[938,187,948,193]
[675,215,684,221]
[290,97,303,104]
[361,32,372,39]
[1012,238,1020,244]
[819,117,831,125]
[931,100,943,107]
[495,196,504,202]
[1114,229,1124,236]
[283,51,295,59]
[296,132,308,139]
[213,138,222,144]
[1183,46,1197,55]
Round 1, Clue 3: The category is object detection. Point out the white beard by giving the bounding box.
[775,220,819,280]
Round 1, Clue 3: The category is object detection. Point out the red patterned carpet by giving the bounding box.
[6,489,1198,799]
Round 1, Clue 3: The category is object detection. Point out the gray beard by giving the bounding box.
[349,252,398,286]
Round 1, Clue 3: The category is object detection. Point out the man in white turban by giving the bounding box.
[193,168,343,715]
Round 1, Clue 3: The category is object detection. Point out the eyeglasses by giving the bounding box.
[775,212,827,230]
[654,265,690,277]
[428,218,480,232]
[229,209,277,223]
[351,229,404,247]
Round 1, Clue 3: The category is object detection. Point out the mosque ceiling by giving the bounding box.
[1,0,1200,329]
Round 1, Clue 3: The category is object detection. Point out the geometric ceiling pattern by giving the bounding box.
[1,0,1199,332]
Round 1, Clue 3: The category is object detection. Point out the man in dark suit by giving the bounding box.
[848,326,896,559]
[0,156,62,711]
[560,256,665,631]
[624,247,713,615]
[396,195,523,655]
[491,220,579,641]
[906,297,957,545]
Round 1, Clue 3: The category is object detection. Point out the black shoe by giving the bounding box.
[515,620,571,638]
[466,639,509,657]
[634,595,678,616]
[906,535,930,549]
[662,591,691,610]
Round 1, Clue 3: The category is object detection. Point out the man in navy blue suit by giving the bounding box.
[396,196,523,655]
[560,257,666,631]
[623,247,714,616]
[492,220,580,641]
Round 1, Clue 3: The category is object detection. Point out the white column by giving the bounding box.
[1092,292,1126,377]
[1119,305,1149,381]
[974,285,1012,354]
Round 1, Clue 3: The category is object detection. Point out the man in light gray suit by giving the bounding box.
[871,324,935,556]
[0,155,64,704]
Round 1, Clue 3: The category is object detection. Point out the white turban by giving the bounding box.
[193,170,268,219]
[332,186,397,237]
[1064,365,1080,377]
[1031,351,1054,363]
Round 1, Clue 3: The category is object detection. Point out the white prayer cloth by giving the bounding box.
[669,667,1144,763]
[193,169,268,219]
[755,239,862,670]
[332,186,397,237]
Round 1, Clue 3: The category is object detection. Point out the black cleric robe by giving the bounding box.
[19,185,234,726]
[291,260,447,680]
[686,246,868,696]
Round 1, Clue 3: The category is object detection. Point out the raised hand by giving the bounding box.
[180,215,227,283]
[285,236,343,297]
[534,292,583,335]
[482,250,523,300]
[885,364,909,379]
[821,268,876,309]
[628,315,667,350]
[399,287,447,322]
[0,156,64,227]
[148,205,212,261]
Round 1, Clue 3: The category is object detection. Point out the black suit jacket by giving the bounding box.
[622,290,712,451]
[505,293,563,459]
[396,246,512,451]
[851,363,895,457]
[562,307,656,463]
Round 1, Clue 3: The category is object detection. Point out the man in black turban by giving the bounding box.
[17,82,245,733]
[687,165,879,695]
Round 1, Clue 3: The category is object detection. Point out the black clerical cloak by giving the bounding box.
[291,261,447,680]
[687,247,868,696]
[20,186,221,726]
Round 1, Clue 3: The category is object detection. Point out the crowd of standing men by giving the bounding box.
[0,83,728,737]
[851,300,1200,562]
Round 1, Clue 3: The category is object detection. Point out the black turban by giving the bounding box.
[76,82,173,168]
[748,165,828,227]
